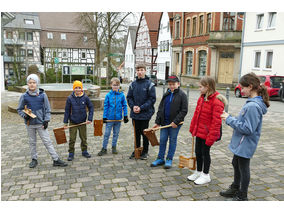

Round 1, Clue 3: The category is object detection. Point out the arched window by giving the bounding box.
[198,50,207,76]
[186,51,193,75]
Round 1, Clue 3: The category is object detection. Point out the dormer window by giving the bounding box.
[24,19,34,25]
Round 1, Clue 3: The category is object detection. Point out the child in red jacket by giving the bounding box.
[188,76,227,185]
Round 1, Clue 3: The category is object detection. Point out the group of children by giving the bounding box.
[17,65,269,201]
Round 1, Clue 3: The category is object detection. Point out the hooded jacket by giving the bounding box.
[127,76,156,120]
[17,88,51,125]
[103,89,128,120]
[190,91,227,146]
[226,96,267,159]
[64,92,94,124]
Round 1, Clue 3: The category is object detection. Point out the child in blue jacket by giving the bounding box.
[220,72,270,201]
[98,77,128,156]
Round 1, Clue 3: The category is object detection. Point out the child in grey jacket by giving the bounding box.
[17,74,67,168]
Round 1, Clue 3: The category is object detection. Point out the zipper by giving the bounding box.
[239,135,245,146]
[114,92,117,120]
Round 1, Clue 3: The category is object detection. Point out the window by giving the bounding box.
[61,33,66,40]
[62,51,67,58]
[47,32,53,39]
[254,51,261,68]
[82,52,86,59]
[267,12,276,28]
[19,32,25,41]
[6,31,13,39]
[175,20,180,39]
[266,51,273,69]
[27,49,33,57]
[53,51,57,57]
[192,17,197,36]
[198,50,207,76]
[186,19,190,37]
[206,13,212,34]
[199,15,204,35]
[27,32,33,41]
[24,19,34,25]
[83,36,88,42]
[223,12,235,31]
[63,66,70,75]
[166,41,169,51]
[19,49,26,57]
[186,51,193,75]
[256,14,264,29]
[20,67,26,75]
[7,48,13,56]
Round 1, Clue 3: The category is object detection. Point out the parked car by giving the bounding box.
[234,75,284,98]
[149,74,157,86]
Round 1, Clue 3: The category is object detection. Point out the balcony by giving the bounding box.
[207,31,242,46]
[3,56,25,62]
[4,39,25,46]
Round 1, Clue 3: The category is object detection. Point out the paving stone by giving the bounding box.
[161,191,181,199]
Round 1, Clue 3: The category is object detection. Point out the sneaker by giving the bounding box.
[129,152,135,159]
[112,146,118,154]
[53,159,68,167]
[187,171,201,181]
[67,153,74,161]
[150,158,165,167]
[140,153,148,160]
[220,184,240,198]
[232,191,248,201]
[164,159,172,169]
[98,148,107,156]
[194,172,211,185]
[29,159,38,168]
[82,151,91,158]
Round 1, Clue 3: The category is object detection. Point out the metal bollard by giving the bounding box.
[163,82,166,95]
[186,84,190,100]
[225,87,230,112]
[280,82,284,102]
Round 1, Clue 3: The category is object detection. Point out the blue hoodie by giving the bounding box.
[225,96,267,159]
[103,89,128,120]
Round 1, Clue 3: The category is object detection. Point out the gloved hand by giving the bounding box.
[24,114,31,121]
[43,121,49,129]
[124,116,129,123]
[103,118,108,123]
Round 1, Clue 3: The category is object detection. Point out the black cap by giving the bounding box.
[166,75,180,82]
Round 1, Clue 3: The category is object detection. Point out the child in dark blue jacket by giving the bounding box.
[64,80,94,161]
[98,78,128,156]
[220,73,270,201]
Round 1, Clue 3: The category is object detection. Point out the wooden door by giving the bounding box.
[218,52,234,84]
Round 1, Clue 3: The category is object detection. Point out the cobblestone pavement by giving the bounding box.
[1,87,284,201]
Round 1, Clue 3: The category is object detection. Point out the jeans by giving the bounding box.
[195,137,211,174]
[157,125,181,160]
[132,119,150,154]
[232,155,250,194]
[102,122,121,149]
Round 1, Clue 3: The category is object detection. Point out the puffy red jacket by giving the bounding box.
[190,91,226,146]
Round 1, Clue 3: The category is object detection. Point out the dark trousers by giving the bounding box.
[68,122,87,153]
[195,137,211,174]
[232,155,250,194]
[132,119,149,154]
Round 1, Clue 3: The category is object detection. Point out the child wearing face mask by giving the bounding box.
[187,76,227,185]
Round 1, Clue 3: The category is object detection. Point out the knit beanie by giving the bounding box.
[27,74,40,85]
[73,80,83,90]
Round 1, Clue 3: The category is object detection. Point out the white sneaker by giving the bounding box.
[187,171,201,181]
[194,172,211,185]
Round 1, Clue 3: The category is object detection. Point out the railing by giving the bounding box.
[4,39,25,45]
[3,56,25,62]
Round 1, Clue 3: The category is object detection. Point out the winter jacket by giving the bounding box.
[190,91,226,146]
[17,88,51,125]
[103,89,128,120]
[127,76,156,120]
[226,96,267,159]
[63,92,94,124]
[155,88,188,126]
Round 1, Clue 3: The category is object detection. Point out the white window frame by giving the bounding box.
[253,50,261,70]
[256,13,264,30]
[267,12,276,29]
[264,50,273,70]
[83,36,88,42]
[24,19,34,25]
[61,33,66,40]
[47,32,53,40]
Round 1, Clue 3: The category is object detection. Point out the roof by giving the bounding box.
[3,12,41,30]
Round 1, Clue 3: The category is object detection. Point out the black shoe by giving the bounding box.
[29,159,38,168]
[220,184,240,198]
[98,148,107,156]
[129,152,135,159]
[140,153,148,160]
[67,153,74,161]
[112,146,118,154]
[82,151,91,158]
[53,159,68,167]
[232,191,248,201]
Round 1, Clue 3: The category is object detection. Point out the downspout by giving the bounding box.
[238,13,246,82]
[180,12,184,82]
